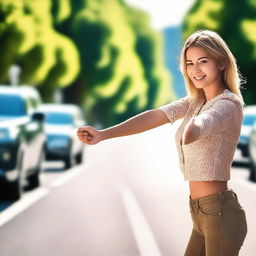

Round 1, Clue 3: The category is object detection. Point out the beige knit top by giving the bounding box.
[158,89,244,181]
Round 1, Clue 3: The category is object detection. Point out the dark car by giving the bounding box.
[0,86,45,200]
[38,104,85,169]
[248,121,256,181]
[237,105,256,157]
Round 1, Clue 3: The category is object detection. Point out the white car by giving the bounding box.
[249,121,256,181]
[38,104,85,169]
[237,105,256,157]
[0,86,45,200]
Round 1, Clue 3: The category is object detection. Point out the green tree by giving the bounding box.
[0,0,176,127]
[0,0,80,101]
[182,0,256,104]
[55,0,174,127]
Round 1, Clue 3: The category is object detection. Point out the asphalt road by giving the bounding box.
[0,121,255,256]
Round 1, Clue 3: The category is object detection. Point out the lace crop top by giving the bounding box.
[158,89,244,181]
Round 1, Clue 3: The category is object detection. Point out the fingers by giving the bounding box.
[77,127,88,136]
[79,132,92,140]
[77,128,89,137]
[77,128,93,144]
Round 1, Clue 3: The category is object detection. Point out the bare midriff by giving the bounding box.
[189,181,228,199]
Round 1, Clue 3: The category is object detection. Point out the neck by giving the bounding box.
[203,86,226,102]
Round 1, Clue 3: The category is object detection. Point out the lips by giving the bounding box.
[194,75,206,81]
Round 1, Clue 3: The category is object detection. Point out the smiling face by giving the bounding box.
[185,46,225,90]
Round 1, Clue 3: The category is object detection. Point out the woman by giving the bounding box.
[77,30,247,255]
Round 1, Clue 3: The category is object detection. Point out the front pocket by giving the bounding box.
[198,200,222,216]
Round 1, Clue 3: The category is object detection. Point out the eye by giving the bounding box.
[200,60,208,64]
[186,62,193,66]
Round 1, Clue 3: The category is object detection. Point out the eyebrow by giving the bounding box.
[186,57,208,62]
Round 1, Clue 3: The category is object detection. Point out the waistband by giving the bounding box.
[189,189,238,205]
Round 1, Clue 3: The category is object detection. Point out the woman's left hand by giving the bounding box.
[182,118,201,145]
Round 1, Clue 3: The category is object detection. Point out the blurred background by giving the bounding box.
[0,0,256,255]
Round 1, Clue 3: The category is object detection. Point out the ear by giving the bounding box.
[219,62,226,70]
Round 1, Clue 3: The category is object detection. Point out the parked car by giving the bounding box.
[248,121,256,181]
[38,104,85,169]
[0,86,45,200]
[237,105,256,157]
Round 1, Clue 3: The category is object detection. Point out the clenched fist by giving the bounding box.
[77,126,103,145]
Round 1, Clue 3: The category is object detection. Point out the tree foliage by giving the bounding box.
[0,0,175,127]
[0,0,80,100]
[57,0,174,127]
[182,0,256,104]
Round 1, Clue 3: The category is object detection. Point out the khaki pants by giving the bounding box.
[184,189,247,256]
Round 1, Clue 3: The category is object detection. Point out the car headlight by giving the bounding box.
[0,149,11,162]
[2,151,11,161]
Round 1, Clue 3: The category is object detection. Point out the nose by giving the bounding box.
[193,62,201,71]
[191,63,203,76]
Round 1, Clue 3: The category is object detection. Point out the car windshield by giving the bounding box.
[45,112,74,125]
[0,94,26,116]
[243,114,256,126]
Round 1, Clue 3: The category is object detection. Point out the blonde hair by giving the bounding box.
[179,30,246,105]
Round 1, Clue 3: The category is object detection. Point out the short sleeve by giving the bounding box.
[192,98,243,138]
[158,96,191,124]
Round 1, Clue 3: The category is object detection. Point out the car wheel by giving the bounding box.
[249,162,256,182]
[27,150,45,190]
[8,174,23,201]
[64,155,75,169]
[7,153,24,201]
[242,149,249,157]
[75,152,83,164]
[27,171,40,190]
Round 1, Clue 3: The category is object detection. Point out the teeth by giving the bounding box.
[195,76,205,80]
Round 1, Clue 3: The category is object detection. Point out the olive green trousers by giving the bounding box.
[184,189,247,256]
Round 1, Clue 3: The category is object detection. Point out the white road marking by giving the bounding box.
[117,178,162,256]
[0,165,87,227]
[0,187,49,227]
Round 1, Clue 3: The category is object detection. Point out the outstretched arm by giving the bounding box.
[182,99,243,145]
[77,96,191,145]
[77,109,169,145]
[100,109,170,140]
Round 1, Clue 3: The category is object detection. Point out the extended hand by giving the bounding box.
[182,118,201,145]
[77,125,102,145]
